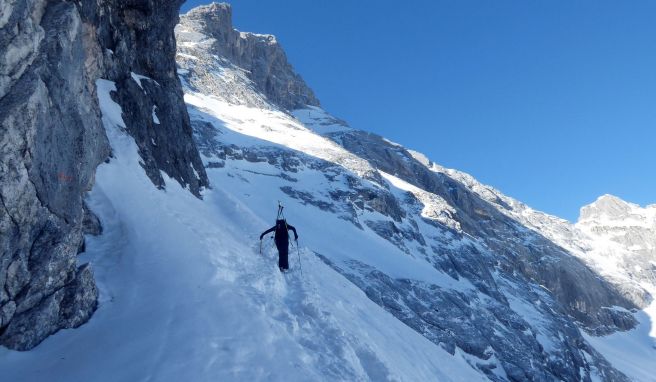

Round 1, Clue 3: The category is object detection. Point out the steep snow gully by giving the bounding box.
[1,3,655,382]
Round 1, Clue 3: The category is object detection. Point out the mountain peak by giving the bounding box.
[577,194,656,225]
[178,3,320,110]
[597,193,626,202]
[184,2,231,18]
[182,2,233,38]
[579,194,632,222]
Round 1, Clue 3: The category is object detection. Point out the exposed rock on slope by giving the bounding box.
[578,195,656,256]
[331,130,638,334]
[449,171,656,311]
[0,0,207,350]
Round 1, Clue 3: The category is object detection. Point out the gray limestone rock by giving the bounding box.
[1,264,97,351]
[0,0,108,350]
[82,203,102,236]
[177,3,319,111]
[575,195,656,308]
[0,0,208,350]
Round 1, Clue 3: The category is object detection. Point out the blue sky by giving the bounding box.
[181,1,656,221]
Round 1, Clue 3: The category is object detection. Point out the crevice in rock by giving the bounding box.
[0,192,19,230]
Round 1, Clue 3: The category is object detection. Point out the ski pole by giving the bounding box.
[295,239,303,276]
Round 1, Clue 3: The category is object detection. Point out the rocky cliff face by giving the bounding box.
[0,0,207,350]
[455,179,655,311]
[0,0,108,350]
[176,3,319,111]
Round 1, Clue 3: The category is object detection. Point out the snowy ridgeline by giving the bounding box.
[2,3,655,382]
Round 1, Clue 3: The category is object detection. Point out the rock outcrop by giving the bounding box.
[0,0,207,350]
[84,0,209,196]
[176,3,319,111]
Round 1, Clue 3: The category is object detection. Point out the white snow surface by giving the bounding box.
[130,71,159,90]
[185,92,378,182]
[291,106,352,135]
[584,301,656,382]
[0,80,486,381]
[152,105,160,124]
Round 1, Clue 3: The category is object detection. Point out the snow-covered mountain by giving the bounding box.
[578,195,656,289]
[1,2,654,381]
[176,5,655,380]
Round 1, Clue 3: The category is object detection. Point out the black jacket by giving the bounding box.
[260,219,298,246]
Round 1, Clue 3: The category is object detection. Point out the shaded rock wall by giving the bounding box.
[0,0,108,350]
[84,0,209,195]
[0,0,207,350]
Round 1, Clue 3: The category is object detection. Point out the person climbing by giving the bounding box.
[260,219,298,272]
[260,204,298,272]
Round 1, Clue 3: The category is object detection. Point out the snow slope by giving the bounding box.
[584,302,656,382]
[0,80,486,381]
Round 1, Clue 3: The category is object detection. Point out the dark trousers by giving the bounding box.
[276,242,289,270]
